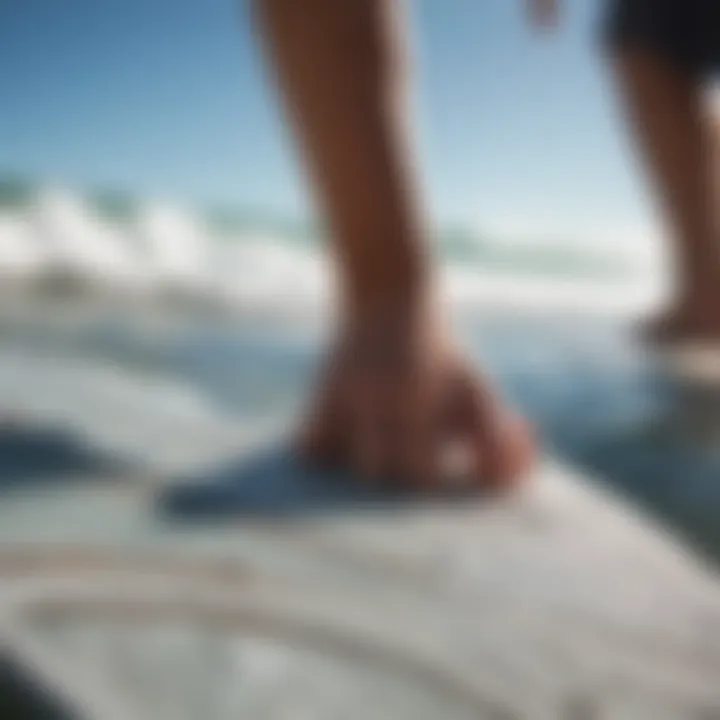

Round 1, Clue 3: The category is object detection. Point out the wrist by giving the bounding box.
[341,237,435,313]
[341,270,436,331]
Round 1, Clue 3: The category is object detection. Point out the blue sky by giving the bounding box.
[0,0,652,241]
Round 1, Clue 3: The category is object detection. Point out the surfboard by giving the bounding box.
[0,308,719,719]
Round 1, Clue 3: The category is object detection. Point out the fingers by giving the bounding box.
[462,371,536,489]
[350,387,386,480]
[496,411,536,487]
[406,422,441,490]
[402,375,442,490]
[344,364,443,488]
[300,347,536,492]
[297,361,346,465]
[347,377,409,482]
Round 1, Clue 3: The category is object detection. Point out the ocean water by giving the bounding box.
[0,181,718,563]
[0,181,662,317]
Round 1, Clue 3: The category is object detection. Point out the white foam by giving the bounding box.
[134,203,213,293]
[2,187,663,319]
[444,264,662,318]
[214,234,331,308]
[32,189,149,289]
[0,214,48,279]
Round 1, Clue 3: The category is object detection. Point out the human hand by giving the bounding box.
[298,307,535,491]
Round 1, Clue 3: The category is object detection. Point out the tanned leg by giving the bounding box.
[612,48,720,342]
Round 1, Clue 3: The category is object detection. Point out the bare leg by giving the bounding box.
[612,48,720,342]
[255,0,534,488]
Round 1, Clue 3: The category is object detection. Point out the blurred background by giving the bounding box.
[1,1,720,718]
[0,0,673,313]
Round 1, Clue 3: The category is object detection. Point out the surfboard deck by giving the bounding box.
[0,308,719,718]
[0,455,719,720]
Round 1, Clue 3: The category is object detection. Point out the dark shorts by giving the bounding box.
[604,0,720,77]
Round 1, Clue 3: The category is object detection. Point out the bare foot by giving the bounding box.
[298,309,535,492]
